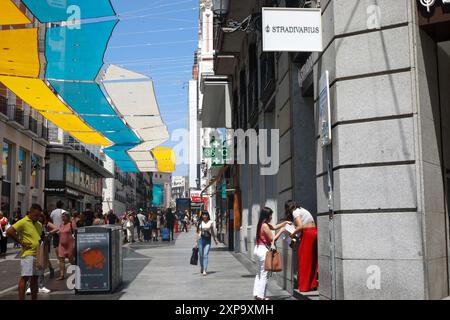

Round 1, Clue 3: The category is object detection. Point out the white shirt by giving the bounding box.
[200,220,213,231]
[293,208,314,225]
[137,213,146,226]
[50,208,66,227]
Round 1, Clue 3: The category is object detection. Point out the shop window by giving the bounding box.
[18,148,27,186]
[31,154,42,188]
[2,142,12,182]
[260,52,276,104]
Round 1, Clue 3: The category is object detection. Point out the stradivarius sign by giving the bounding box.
[262,8,323,52]
[420,0,450,13]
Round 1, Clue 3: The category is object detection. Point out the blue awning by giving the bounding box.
[103,131,141,145]
[49,81,116,115]
[45,20,117,81]
[22,0,116,23]
[83,116,130,133]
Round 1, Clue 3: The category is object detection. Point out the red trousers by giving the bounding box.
[298,227,318,292]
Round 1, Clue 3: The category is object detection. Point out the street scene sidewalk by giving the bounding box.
[0,230,294,300]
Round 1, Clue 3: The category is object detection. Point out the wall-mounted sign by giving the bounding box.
[319,70,332,147]
[419,0,450,13]
[262,8,323,52]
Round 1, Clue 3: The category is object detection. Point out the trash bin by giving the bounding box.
[75,225,123,294]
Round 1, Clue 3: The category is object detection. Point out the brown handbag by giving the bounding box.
[264,247,282,273]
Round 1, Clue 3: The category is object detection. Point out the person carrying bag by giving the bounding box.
[252,207,292,300]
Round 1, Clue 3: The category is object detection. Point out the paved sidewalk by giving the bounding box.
[0,231,293,300]
[120,230,293,300]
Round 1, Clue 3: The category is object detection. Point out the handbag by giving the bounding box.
[264,247,282,273]
[36,240,48,270]
[190,247,199,265]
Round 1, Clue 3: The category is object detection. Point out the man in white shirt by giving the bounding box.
[50,201,66,259]
[136,209,146,242]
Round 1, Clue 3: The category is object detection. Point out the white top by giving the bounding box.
[200,220,213,232]
[293,208,314,225]
[137,213,146,226]
[50,208,66,228]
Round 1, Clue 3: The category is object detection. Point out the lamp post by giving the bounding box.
[212,0,230,21]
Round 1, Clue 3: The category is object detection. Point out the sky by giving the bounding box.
[105,0,199,177]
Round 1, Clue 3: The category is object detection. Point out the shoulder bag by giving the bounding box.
[264,245,282,273]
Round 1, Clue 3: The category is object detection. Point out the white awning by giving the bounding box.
[102,65,161,116]
[124,116,164,129]
[128,151,154,162]
[138,126,170,141]
[129,139,168,152]
[201,76,232,128]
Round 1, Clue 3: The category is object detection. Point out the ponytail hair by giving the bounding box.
[285,200,299,222]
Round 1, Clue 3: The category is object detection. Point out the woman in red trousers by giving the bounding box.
[285,201,318,292]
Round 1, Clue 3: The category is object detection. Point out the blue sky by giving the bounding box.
[105,0,199,176]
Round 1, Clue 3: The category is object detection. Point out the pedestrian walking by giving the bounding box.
[166,209,176,241]
[93,212,104,225]
[125,213,135,243]
[26,212,57,294]
[0,211,10,258]
[107,210,119,225]
[137,209,146,242]
[12,211,22,248]
[83,203,95,227]
[285,200,318,292]
[57,212,76,280]
[50,201,66,266]
[121,214,128,244]
[195,211,218,276]
[252,207,291,300]
[72,211,84,228]
[181,210,188,233]
[6,204,45,300]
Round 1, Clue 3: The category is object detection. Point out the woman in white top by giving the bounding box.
[285,200,318,292]
[195,211,218,276]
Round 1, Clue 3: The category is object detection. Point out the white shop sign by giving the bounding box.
[262,8,323,52]
[419,0,450,13]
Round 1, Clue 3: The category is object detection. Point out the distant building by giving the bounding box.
[171,176,188,203]
[45,124,112,213]
[152,172,172,209]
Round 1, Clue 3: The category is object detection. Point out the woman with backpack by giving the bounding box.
[195,211,218,276]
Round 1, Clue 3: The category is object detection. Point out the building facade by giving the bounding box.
[0,84,48,218]
[172,175,188,203]
[200,0,450,300]
[102,155,152,216]
[45,125,112,213]
[152,172,173,209]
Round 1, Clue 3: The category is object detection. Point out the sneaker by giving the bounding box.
[39,287,51,294]
[26,288,31,295]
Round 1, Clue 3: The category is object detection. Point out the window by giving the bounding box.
[31,154,42,188]
[66,157,74,184]
[2,142,12,181]
[18,148,27,185]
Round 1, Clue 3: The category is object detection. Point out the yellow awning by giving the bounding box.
[0,0,31,25]
[40,112,93,132]
[152,147,176,172]
[68,131,112,147]
[0,28,40,77]
[0,76,72,113]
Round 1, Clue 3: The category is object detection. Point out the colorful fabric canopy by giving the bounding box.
[152,147,176,173]
[48,81,116,115]
[0,0,32,25]
[45,20,118,81]
[0,28,40,77]
[22,0,116,23]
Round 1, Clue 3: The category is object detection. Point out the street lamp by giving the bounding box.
[212,0,230,21]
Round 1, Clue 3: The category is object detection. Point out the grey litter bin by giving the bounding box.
[75,225,123,294]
